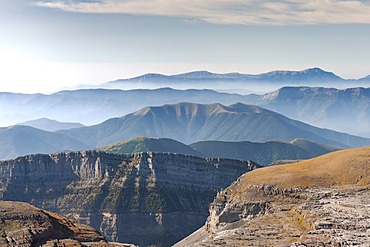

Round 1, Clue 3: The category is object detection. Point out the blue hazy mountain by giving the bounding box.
[2,86,370,138]
[105,67,368,86]
[0,88,256,127]
[0,125,91,160]
[59,102,370,149]
[190,138,339,166]
[257,87,370,137]
[16,118,84,132]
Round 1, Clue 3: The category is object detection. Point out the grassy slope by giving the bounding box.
[233,146,370,192]
[99,136,203,157]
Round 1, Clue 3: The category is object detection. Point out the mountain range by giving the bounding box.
[1,102,369,160]
[16,118,84,132]
[100,137,338,166]
[1,67,370,246]
[2,86,369,138]
[0,125,90,160]
[60,102,370,149]
[0,88,254,127]
[256,86,370,137]
[106,68,370,88]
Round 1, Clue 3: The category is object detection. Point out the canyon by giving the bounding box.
[0,151,258,246]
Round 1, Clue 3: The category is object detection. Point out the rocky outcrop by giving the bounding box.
[0,151,258,246]
[0,200,136,247]
[175,147,370,246]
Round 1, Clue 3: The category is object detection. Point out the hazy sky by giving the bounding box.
[1,0,370,93]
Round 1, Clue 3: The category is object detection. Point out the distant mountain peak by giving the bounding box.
[106,67,351,86]
[175,70,214,78]
[303,67,325,73]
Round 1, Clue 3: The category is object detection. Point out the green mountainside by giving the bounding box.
[190,138,339,166]
[99,136,338,166]
[0,125,91,160]
[99,136,202,157]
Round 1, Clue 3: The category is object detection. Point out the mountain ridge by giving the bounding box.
[59,102,370,149]
[107,67,369,85]
[0,125,91,160]
[99,136,203,157]
[0,87,255,127]
[257,86,370,136]
[16,117,85,131]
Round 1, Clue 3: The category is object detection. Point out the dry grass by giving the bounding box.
[288,209,313,232]
[234,146,370,193]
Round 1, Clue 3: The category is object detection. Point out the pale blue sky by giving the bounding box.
[1,0,370,93]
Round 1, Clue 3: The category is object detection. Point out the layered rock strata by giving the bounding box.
[175,147,370,246]
[0,151,258,246]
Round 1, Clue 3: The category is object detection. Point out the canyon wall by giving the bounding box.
[0,151,258,246]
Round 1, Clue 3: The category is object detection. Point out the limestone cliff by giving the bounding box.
[0,200,135,247]
[175,147,370,246]
[0,151,258,246]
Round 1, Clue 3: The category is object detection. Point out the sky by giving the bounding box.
[1,0,370,93]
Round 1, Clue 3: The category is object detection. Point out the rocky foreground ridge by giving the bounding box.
[0,200,135,247]
[0,151,258,246]
[175,147,370,246]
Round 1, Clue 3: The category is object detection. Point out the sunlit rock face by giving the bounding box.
[175,147,370,247]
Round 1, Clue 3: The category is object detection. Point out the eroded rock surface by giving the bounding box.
[176,147,370,246]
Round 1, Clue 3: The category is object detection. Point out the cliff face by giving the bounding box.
[0,151,258,246]
[0,200,135,247]
[176,147,370,246]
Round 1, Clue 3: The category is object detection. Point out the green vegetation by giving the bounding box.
[190,139,338,166]
[99,136,202,156]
